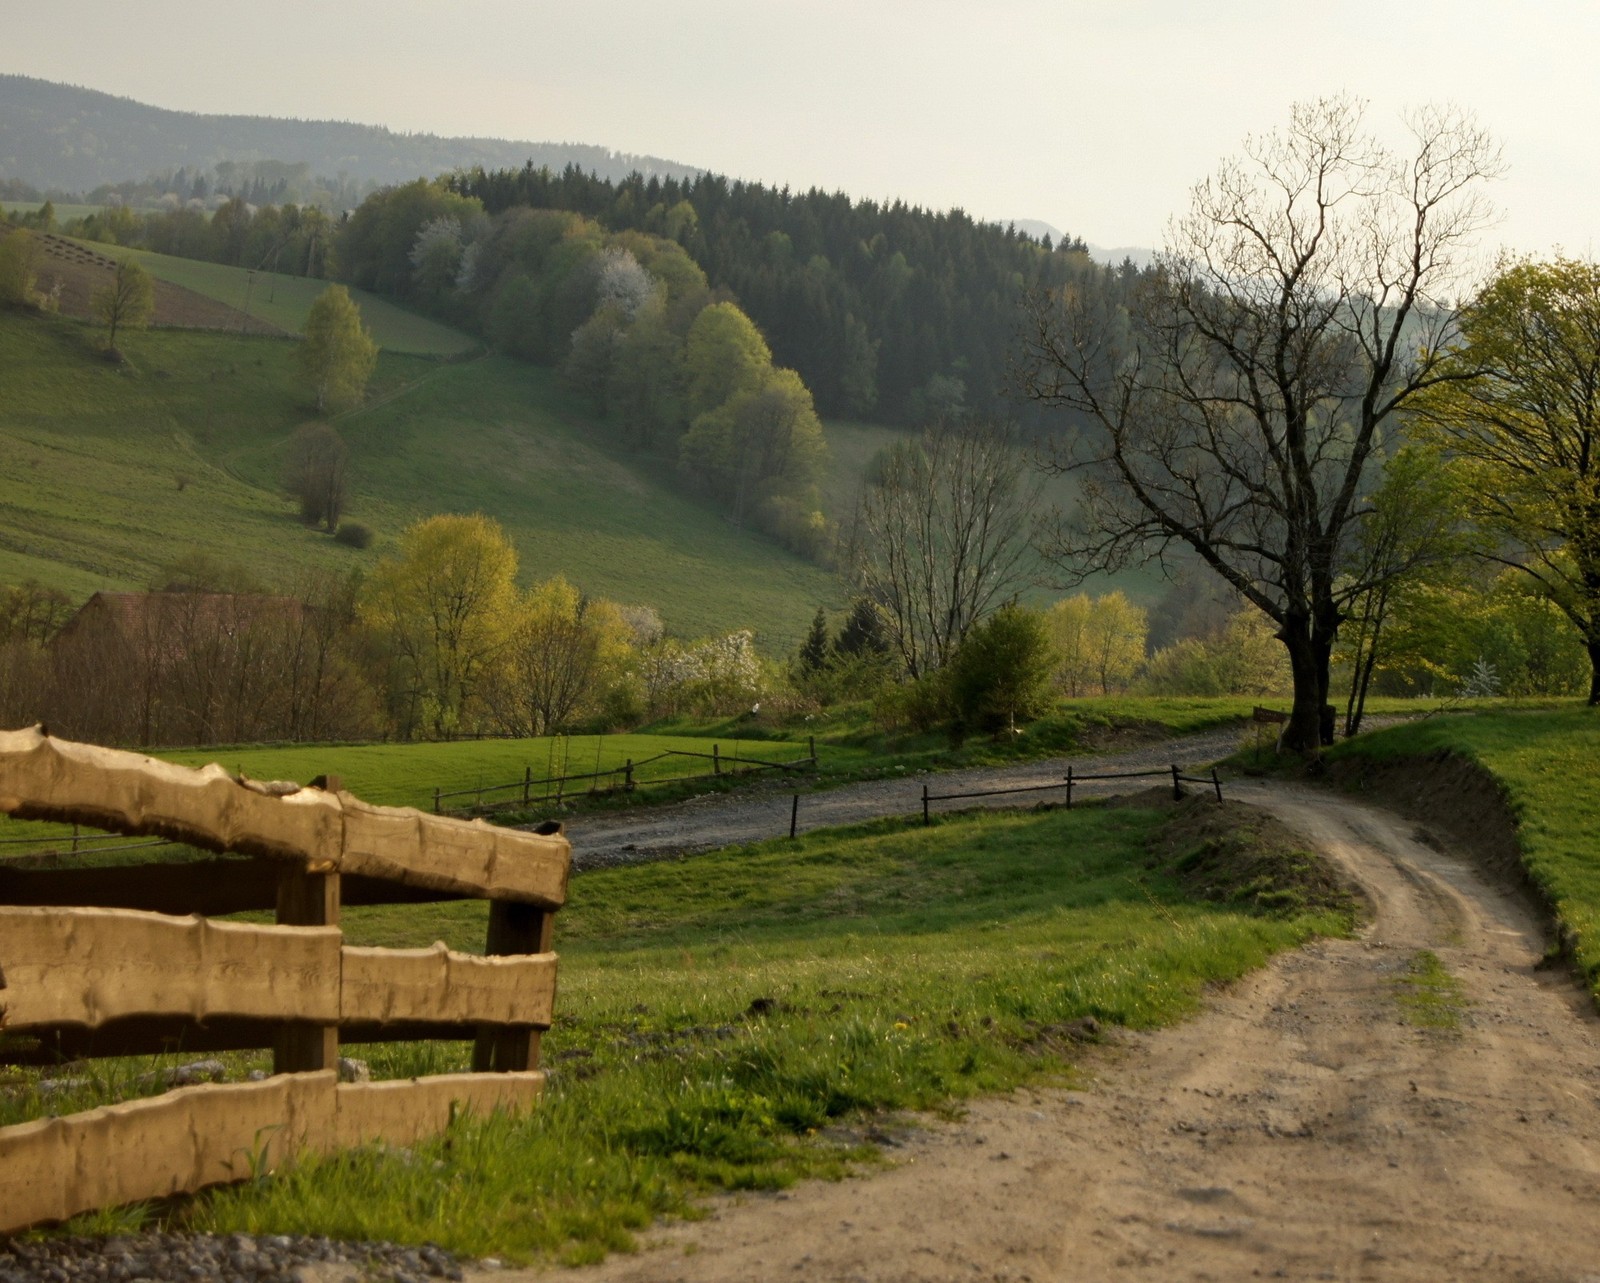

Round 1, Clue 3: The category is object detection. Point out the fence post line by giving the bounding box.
[523,766,532,806]
[1212,767,1223,802]
[923,783,930,826]
[1066,765,1073,810]
[273,863,341,1075]
[790,794,800,839]
[1171,764,1182,802]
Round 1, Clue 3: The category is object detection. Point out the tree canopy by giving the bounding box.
[301,284,378,414]
[1417,256,1600,703]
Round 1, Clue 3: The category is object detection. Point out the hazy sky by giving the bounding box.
[7,0,1595,256]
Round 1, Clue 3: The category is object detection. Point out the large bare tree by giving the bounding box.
[1021,98,1501,752]
[849,417,1041,678]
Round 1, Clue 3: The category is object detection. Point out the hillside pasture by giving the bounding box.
[0,312,835,644]
[91,241,478,356]
[0,227,281,333]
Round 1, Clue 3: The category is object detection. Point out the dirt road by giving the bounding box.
[491,779,1600,1283]
[565,726,1244,869]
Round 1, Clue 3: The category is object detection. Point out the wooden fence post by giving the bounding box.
[625,759,634,791]
[433,788,441,815]
[472,901,551,1074]
[1171,764,1182,802]
[522,767,532,806]
[922,783,930,826]
[1066,765,1073,810]
[713,744,721,775]
[273,863,340,1075]
[1212,767,1223,802]
[790,794,799,840]
[808,734,816,763]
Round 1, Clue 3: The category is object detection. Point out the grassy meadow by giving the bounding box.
[0,309,835,643]
[1326,707,1600,999]
[13,801,1344,1261]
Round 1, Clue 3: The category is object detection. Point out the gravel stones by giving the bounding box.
[0,1233,464,1283]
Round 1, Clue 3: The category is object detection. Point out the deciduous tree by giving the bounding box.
[849,418,1041,677]
[1022,97,1501,752]
[362,514,518,738]
[1416,256,1600,703]
[283,423,350,532]
[93,257,154,352]
[1048,591,1148,696]
[0,229,42,306]
[301,284,378,414]
[489,576,633,736]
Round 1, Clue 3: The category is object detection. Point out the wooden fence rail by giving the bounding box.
[0,725,571,1233]
[920,764,1224,824]
[431,739,819,814]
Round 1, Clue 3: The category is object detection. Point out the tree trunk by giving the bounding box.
[1280,618,1325,756]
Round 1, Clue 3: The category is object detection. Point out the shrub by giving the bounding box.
[946,605,1057,737]
[334,521,373,549]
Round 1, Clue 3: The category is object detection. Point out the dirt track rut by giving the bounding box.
[489,778,1600,1283]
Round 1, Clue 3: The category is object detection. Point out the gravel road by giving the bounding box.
[564,725,1246,869]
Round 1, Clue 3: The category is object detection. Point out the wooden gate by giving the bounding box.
[0,726,570,1232]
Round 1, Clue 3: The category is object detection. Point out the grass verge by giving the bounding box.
[7,800,1355,1262]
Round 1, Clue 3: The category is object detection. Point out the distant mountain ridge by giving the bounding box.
[0,74,703,196]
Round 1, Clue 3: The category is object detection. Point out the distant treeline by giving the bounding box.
[446,165,1149,423]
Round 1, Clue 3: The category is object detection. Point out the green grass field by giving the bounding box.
[86,242,479,357]
[1326,708,1600,998]
[12,801,1347,1260]
[0,310,836,644]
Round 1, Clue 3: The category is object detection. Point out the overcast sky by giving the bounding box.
[7,0,1594,257]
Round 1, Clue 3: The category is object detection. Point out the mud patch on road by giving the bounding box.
[1149,795,1360,918]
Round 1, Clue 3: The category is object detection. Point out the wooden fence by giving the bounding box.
[919,764,1224,823]
[433,739,818,815]
[0,725,571,1233]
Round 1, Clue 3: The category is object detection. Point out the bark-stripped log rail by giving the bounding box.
[0,725,571,1234]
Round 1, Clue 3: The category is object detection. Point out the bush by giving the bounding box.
[946,605,1056,737]
[334,521,373,549]
[872,669,951,735]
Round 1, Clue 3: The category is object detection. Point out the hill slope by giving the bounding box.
[0,75,701,195]
[90,240,478,356]
[0,311,833,645]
